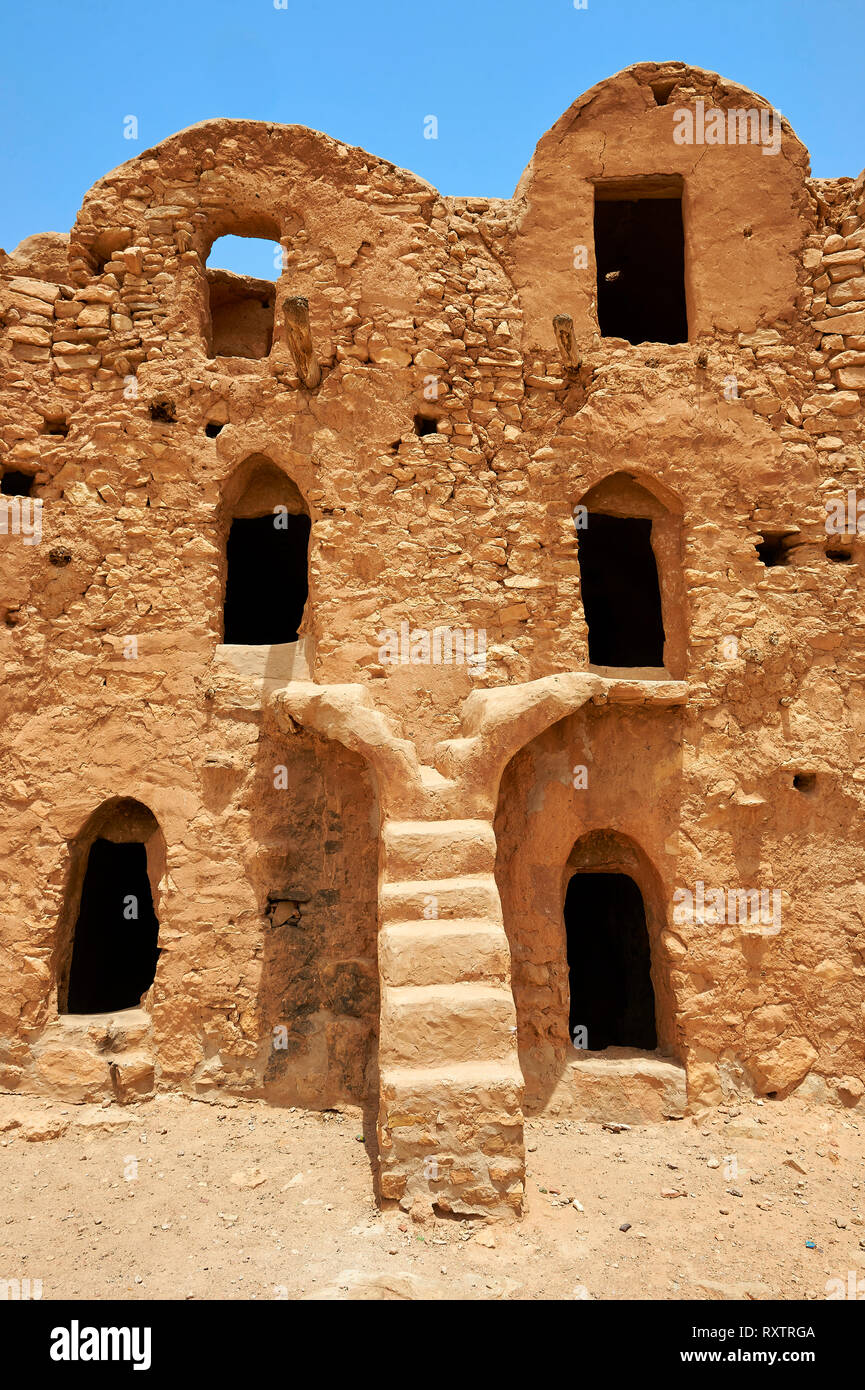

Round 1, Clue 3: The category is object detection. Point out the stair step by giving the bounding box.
[380,983,517,1066]
[379,920,510,987]
[383,819,496,878]
[382,1057,523,1096]
[380,874,502,924]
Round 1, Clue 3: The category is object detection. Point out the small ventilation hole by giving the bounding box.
[756,532,790,568]
[650,78,678,106]
[793,773,817,794]
[1,470,35,496]
[43,416,69,437]
[414,414,438,437]
[150,398,176,424]
[205,421,224,438]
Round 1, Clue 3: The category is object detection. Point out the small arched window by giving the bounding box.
[222,457,310,645]
[59,798,164,1015]
[576,472,684,676]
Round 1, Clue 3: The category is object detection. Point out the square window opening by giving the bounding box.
[205,233,279,361]
[594,179,687,345]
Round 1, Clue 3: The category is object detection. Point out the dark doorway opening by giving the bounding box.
[66,839,160,1014]
[594,192,687,344]
[224,512,311,644]
[565,871,657,1051]
[578,512,665,666]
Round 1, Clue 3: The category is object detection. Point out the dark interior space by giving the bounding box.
[566,871,657,1051]
[149,398,176,424]
[578,512,666,666]
[1,470,35,496]
[223,512,311,644]
[756,531,791,567]
[66,839,160,1014]
[594,194,687,344]
[414,414,438,437]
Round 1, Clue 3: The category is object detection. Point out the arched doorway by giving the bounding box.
[576,472,684,676]
[57,799,165,1015]
[565,870,657,1051]
[561,828,676,1060]
[221,456,311,645]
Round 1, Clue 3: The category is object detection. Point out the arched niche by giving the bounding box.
[54,798,166,1016]
[576,471,686,679]
[562,828,677,1058]
[219,455,311,645]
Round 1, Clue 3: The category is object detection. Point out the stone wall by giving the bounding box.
[2,60,864,1215]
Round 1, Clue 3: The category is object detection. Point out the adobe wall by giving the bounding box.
[1,60,864,1213]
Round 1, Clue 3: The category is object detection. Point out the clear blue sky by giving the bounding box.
[2,0,863,279]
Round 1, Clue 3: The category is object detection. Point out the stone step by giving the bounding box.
[378,1058,525,1213]
[50,1008,152,1049]
[380,983,517,1066]
[548,1047,687,1122]
[382,819,497,880]
[379,874,503,925]
[379,919,510,987]
[382,1057,524,1097]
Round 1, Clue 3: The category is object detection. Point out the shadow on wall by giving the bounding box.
[244,722,381,1176]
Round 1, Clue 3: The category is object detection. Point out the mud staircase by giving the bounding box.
[376,804,524,1216]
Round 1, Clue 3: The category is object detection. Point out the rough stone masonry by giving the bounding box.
[1,61,864,1219]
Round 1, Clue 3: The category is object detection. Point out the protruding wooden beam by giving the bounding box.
[552,313,581,372]
[283,295,321,389]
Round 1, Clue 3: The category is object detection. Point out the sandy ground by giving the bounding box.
[1,1090,862,1301]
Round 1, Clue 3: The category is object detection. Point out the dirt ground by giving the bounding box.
[1,1090,862,1301]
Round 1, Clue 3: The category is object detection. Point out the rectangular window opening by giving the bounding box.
[205,233,279,361]
[593,177,687,345]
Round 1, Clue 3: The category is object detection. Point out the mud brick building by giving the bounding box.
[1,62,864,1218]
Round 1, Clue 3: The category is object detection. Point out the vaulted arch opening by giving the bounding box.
[56,799,165,1016]
[577,472,685,677]
[563,829,675,1057]
[221,456,311,645]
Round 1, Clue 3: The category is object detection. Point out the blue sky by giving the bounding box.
[1,0,863,279]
